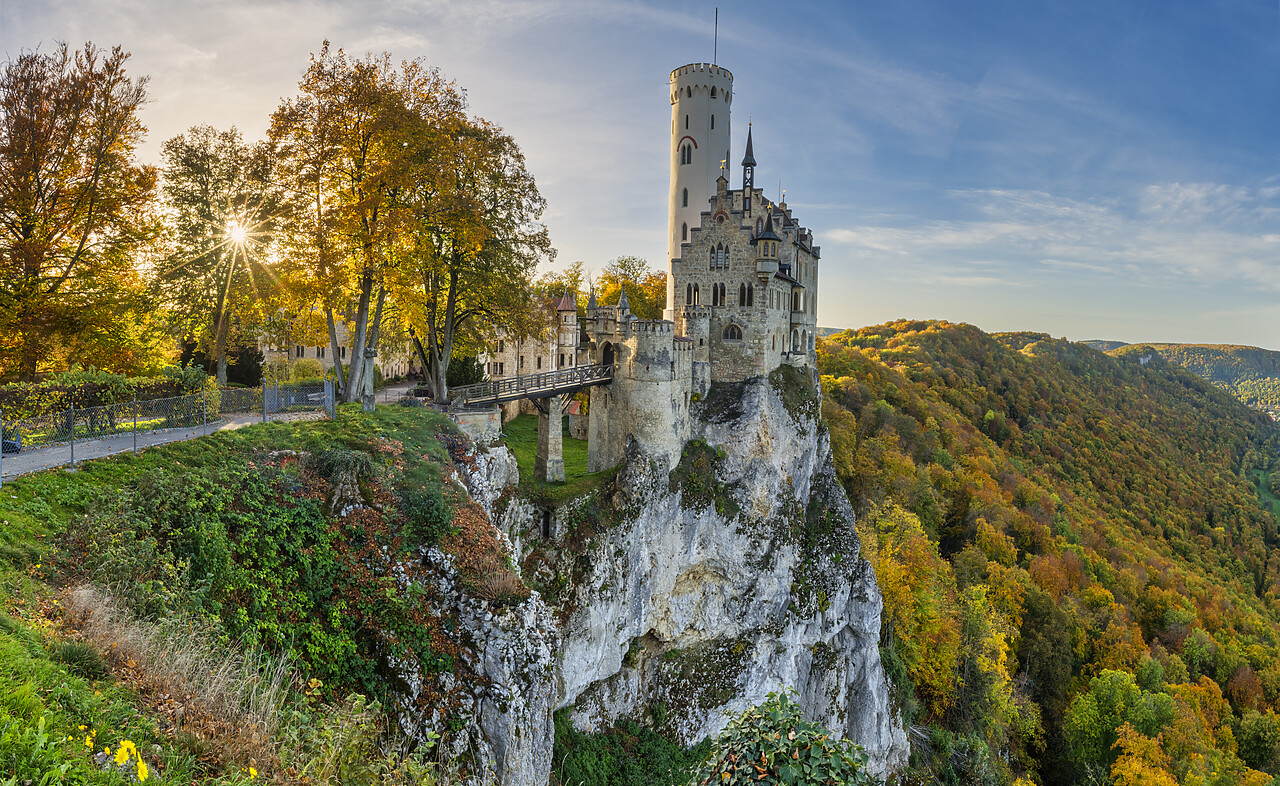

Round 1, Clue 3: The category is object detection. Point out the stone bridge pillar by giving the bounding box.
[534,395,566,483]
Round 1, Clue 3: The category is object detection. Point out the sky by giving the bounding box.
[3,0,1279,348]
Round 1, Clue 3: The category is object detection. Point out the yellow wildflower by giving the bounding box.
[248,766,258,779]
[137,760,149,781]
[114,745,129,766]
[84,735,92,748]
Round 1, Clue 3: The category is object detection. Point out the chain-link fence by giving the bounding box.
[0,381,335,483]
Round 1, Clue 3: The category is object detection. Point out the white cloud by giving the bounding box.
[828,184,1280,291]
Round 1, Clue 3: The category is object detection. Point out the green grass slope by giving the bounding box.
[0,405,512,784]
[1114,343,1280,420]
[820,320,1280,785]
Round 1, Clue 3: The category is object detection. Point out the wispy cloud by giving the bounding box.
[828,184,1280,292]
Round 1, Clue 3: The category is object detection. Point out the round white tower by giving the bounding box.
[667,63,733,305]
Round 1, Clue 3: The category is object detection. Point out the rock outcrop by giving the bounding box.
[447,368,908,783]
[506,368,909,780]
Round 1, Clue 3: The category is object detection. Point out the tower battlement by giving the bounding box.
[669,63,733,83]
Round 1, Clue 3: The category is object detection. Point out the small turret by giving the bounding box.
[587,287,598,310]
[617,286,631,316]
[755,210,780,278]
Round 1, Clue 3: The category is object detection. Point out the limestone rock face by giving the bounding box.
[537,369,909,777]
[445,368,907,784]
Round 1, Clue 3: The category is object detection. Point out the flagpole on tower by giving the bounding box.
[714,8,718,64]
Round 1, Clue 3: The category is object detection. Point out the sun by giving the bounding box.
[227,220,247,245]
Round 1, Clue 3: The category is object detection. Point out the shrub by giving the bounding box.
[446,356,485,388]
[688,691,874,786]
[292,358,325,382]
[398,484,453,546]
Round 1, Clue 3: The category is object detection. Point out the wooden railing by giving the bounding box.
[450,364,614,408]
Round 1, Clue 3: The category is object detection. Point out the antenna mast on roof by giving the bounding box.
[714,8,718,64]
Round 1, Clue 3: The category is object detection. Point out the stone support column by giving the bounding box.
[535,395,566,483]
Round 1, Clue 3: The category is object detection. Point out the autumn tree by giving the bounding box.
[156,125,278,384]
[270,43,429,403]
[389,108,551,401]
[594,255,666,319]
[0,43,160,379]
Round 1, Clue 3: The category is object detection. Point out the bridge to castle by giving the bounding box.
[450,363,613,408]
[450,363,615,483]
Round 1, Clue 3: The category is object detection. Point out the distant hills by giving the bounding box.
[819,320,1280,783]
[1083,341,1280,420]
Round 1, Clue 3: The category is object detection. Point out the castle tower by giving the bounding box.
[667,63,733,307]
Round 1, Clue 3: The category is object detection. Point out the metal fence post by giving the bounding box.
[69,401,75,469]
[261,381,267,423]
[203,388,208,433]
[132,395,138,455]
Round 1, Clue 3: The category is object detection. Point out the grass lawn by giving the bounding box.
[500,413,616,505]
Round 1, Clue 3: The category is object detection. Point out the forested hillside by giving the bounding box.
[820,321,1280,785]
[1112,344,1280,420]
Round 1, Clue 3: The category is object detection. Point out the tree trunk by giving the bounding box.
[344,269,374,403]
[325,307,347,395]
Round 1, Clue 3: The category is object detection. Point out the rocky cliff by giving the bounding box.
[468,366,908,782]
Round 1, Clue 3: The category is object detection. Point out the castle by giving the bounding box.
[485,62,821,478]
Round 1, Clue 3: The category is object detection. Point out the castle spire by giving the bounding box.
[617,286,631,314]
[587,286,598,310]
[742,123,756,216]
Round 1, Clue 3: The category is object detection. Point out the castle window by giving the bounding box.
[682,188,688,207]
[756,218,763,234]
[708,248,715,270]
[739,283,745,306]
[687,283,693,303]
[537,357,542,370]
[559,353,564,367]
[747,285,754,306]
[710,114,715,129]
[710,86,716,98]
[685,114,689,130]
[693,283,700,304]
[340,346,346,359]
[682,222,688,241]
[687,86,692,97]
[772,335,777,350]
[317,346,325,359]
[498,340,504,352]
[519,356,524,369]
[681,144,692,165]
[723,325,742,341]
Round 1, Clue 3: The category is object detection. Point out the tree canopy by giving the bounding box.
[0,43,162,380]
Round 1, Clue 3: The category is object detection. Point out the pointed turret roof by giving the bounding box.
[757,210,781,242]
[617,286,631,312]
[587,286,598,309]
[551,288,576,312]
[741,123,756,167]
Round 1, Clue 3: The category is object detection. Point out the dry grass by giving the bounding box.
[61,583,294,771]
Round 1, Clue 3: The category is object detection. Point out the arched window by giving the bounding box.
[723,324,742,341]
[772,335,777,350]
[709,248,715,270]
[710,114,715,129]
[739,283,746,305]
[756,218,763,234]
[724,247,730,266]
[681,144,692,165]
[693,283,700,304]
[747,284,754,306]
[791,330,800,352]
[687,86,692,97]
[710,86,717,98]
[720,282,726,305]
[682,188,688,207]
[681,222,687,241]
[686,283,693,304]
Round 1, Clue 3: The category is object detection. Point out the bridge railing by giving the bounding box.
[450,364,614,408]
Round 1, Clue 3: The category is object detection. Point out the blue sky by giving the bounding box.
[4,0,1279,347]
